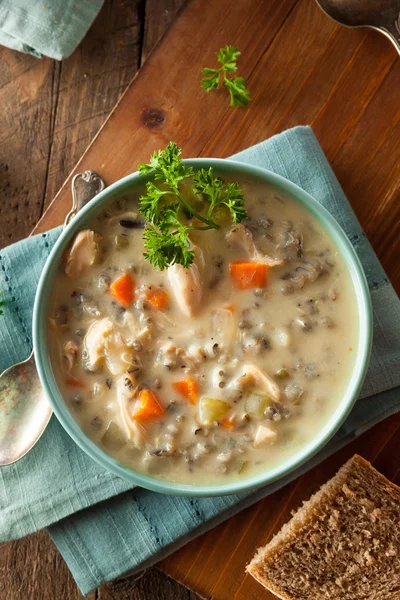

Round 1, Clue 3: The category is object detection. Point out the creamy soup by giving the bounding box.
[48,176,358,485]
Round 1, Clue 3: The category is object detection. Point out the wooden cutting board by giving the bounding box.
[32,0,400,598]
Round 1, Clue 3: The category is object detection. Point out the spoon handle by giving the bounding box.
[379,17,400,55]
[64,170,106,226]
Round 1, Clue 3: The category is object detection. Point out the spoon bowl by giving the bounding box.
[0,353,51,465]
[315,0,400,53]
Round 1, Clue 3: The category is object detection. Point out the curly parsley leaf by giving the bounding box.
[222,183,248,223]
[224,77,251,108]
[138,142,209,228]
[138,143,247,270]
[217,46,240,71]
[139,182,170,224]
[200,68,220,92]
[193,168,247,224]
[143,227,194,270]
[201,46,251,108]
[143,205,195,270]
[139,142,194,187]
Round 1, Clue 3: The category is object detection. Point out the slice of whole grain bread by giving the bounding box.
[247,455,400,600]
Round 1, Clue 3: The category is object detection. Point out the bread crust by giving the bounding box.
[246,454,400,600]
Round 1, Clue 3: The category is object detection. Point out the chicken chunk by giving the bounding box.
[168,244,205,317]
[236,363,281,401]
[65,229,102,278]
[83,318,139,375]
[83,318,114,371]
[254,424,277,447]
[122,311,153,348]
[226,224,283,267]
[116,376,147,447]
[106,333,139,375]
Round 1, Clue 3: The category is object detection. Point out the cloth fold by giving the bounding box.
[0,0,104,59]
[0,127,399,595]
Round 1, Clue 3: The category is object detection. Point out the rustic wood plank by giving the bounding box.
[0,0,144,254]
[98,567,199,599]
[203,0,367,156]
[142,0,186,62]
[0,531,95,600]
[41,0,143,212]
[0,50,56,248]
[328,63,400,287]
[31,0,298,232]
[0,533,199,600]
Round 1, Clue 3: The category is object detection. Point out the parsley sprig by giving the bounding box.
[201,46,251,108]
[138,142,247,270]
[193,168,248,224]
[0,291,4,316]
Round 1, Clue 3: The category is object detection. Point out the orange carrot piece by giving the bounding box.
[146,287,169,310]
[172,379,199,405]
[65,377,86,389]
[110,273,135,306]
[229,261,268,290]
[220,417,235,429]
[132,389,165,422]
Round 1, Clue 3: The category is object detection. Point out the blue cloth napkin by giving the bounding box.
[0,0,104,59]
[0,127,399,595]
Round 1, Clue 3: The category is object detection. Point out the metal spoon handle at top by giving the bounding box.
[379,16,400,53]
[0,170,106,466]
[315,0,400,55]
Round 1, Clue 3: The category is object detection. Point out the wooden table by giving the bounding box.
[1,0,400,598]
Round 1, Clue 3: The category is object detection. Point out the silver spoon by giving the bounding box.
[315,0,400,54]
[0,170,105,466]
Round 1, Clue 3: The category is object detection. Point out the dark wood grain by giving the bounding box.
[0,51,55,247]
[41,0,143,212]
[98,568,199,600]
[0,0,142,250]
[0,531,197,600]
[142,0,185,62]
[0,531,96,600]
[1,0,399,598]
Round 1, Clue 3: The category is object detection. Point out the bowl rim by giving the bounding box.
[33,158,373,497]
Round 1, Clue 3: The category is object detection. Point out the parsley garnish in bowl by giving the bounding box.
[138,142,247,270]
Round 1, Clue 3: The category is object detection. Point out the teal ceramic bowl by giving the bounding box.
[33,159,372,496]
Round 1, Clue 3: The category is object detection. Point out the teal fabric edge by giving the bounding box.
[0,0,105,60]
